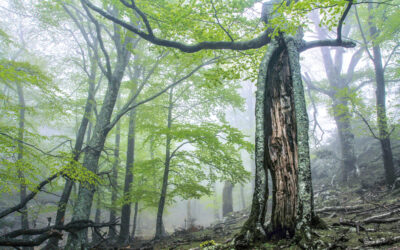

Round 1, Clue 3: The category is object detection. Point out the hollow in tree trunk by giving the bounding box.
[234,33,314,248]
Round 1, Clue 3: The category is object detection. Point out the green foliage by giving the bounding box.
[200,240,216,248]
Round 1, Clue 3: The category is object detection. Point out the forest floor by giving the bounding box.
[117,184,400,250]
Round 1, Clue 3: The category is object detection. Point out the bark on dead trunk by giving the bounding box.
[235,33,314,247]
[263,42,298,239]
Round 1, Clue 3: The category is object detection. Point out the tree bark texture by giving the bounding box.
[285,34,314,245]
[235,33,314,247]
[263,39,298,239]
[234,41,275,249]
[222,181,233,217]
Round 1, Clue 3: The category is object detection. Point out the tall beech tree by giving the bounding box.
[83,0,356,247]
[355,3,399,186]
[303,15,365,184]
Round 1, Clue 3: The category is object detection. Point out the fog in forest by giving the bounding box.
[0,0,399,249]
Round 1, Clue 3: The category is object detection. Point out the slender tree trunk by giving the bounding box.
[222,181,233,217]
[318,44,357,183]
[313,18,358,184]
[155,88,174,239]
[213,184,219,221]
[119,107,137,244]
[368,5,395,186]
[92,195,102,243]
[332,107,356,183]
[65,50,130,248]
[108,116,120,238]
[240,185,246,209]
[44,70,96,250]
[131,202,139,240]
[119,65,139,244]
[16,83,31,250]
[186,200,192,229]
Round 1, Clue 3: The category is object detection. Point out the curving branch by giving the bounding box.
[301,0,356,52]
[337,0,353,43]
[81,0,274,53]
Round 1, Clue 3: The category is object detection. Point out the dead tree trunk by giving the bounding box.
[235,33,314,247]
[264,40,298,239]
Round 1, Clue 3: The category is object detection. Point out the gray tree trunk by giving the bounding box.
[131,202,139,240]
[222,181,233,217]
[16,83,32,250]
[119,106,137,244]
[108,115,120,238]
[368,4,395,186]
[44,60,97,250]
[65,34,131,248]
[155,88,174,239]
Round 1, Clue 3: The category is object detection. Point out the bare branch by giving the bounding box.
[210,0,234,42]
[81,0,112,79]
[354,110,379,139]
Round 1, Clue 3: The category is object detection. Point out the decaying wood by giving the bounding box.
[316,205,365,213]
[363,236,400,247]
[363,208,400,223]
[0,219,118,247]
